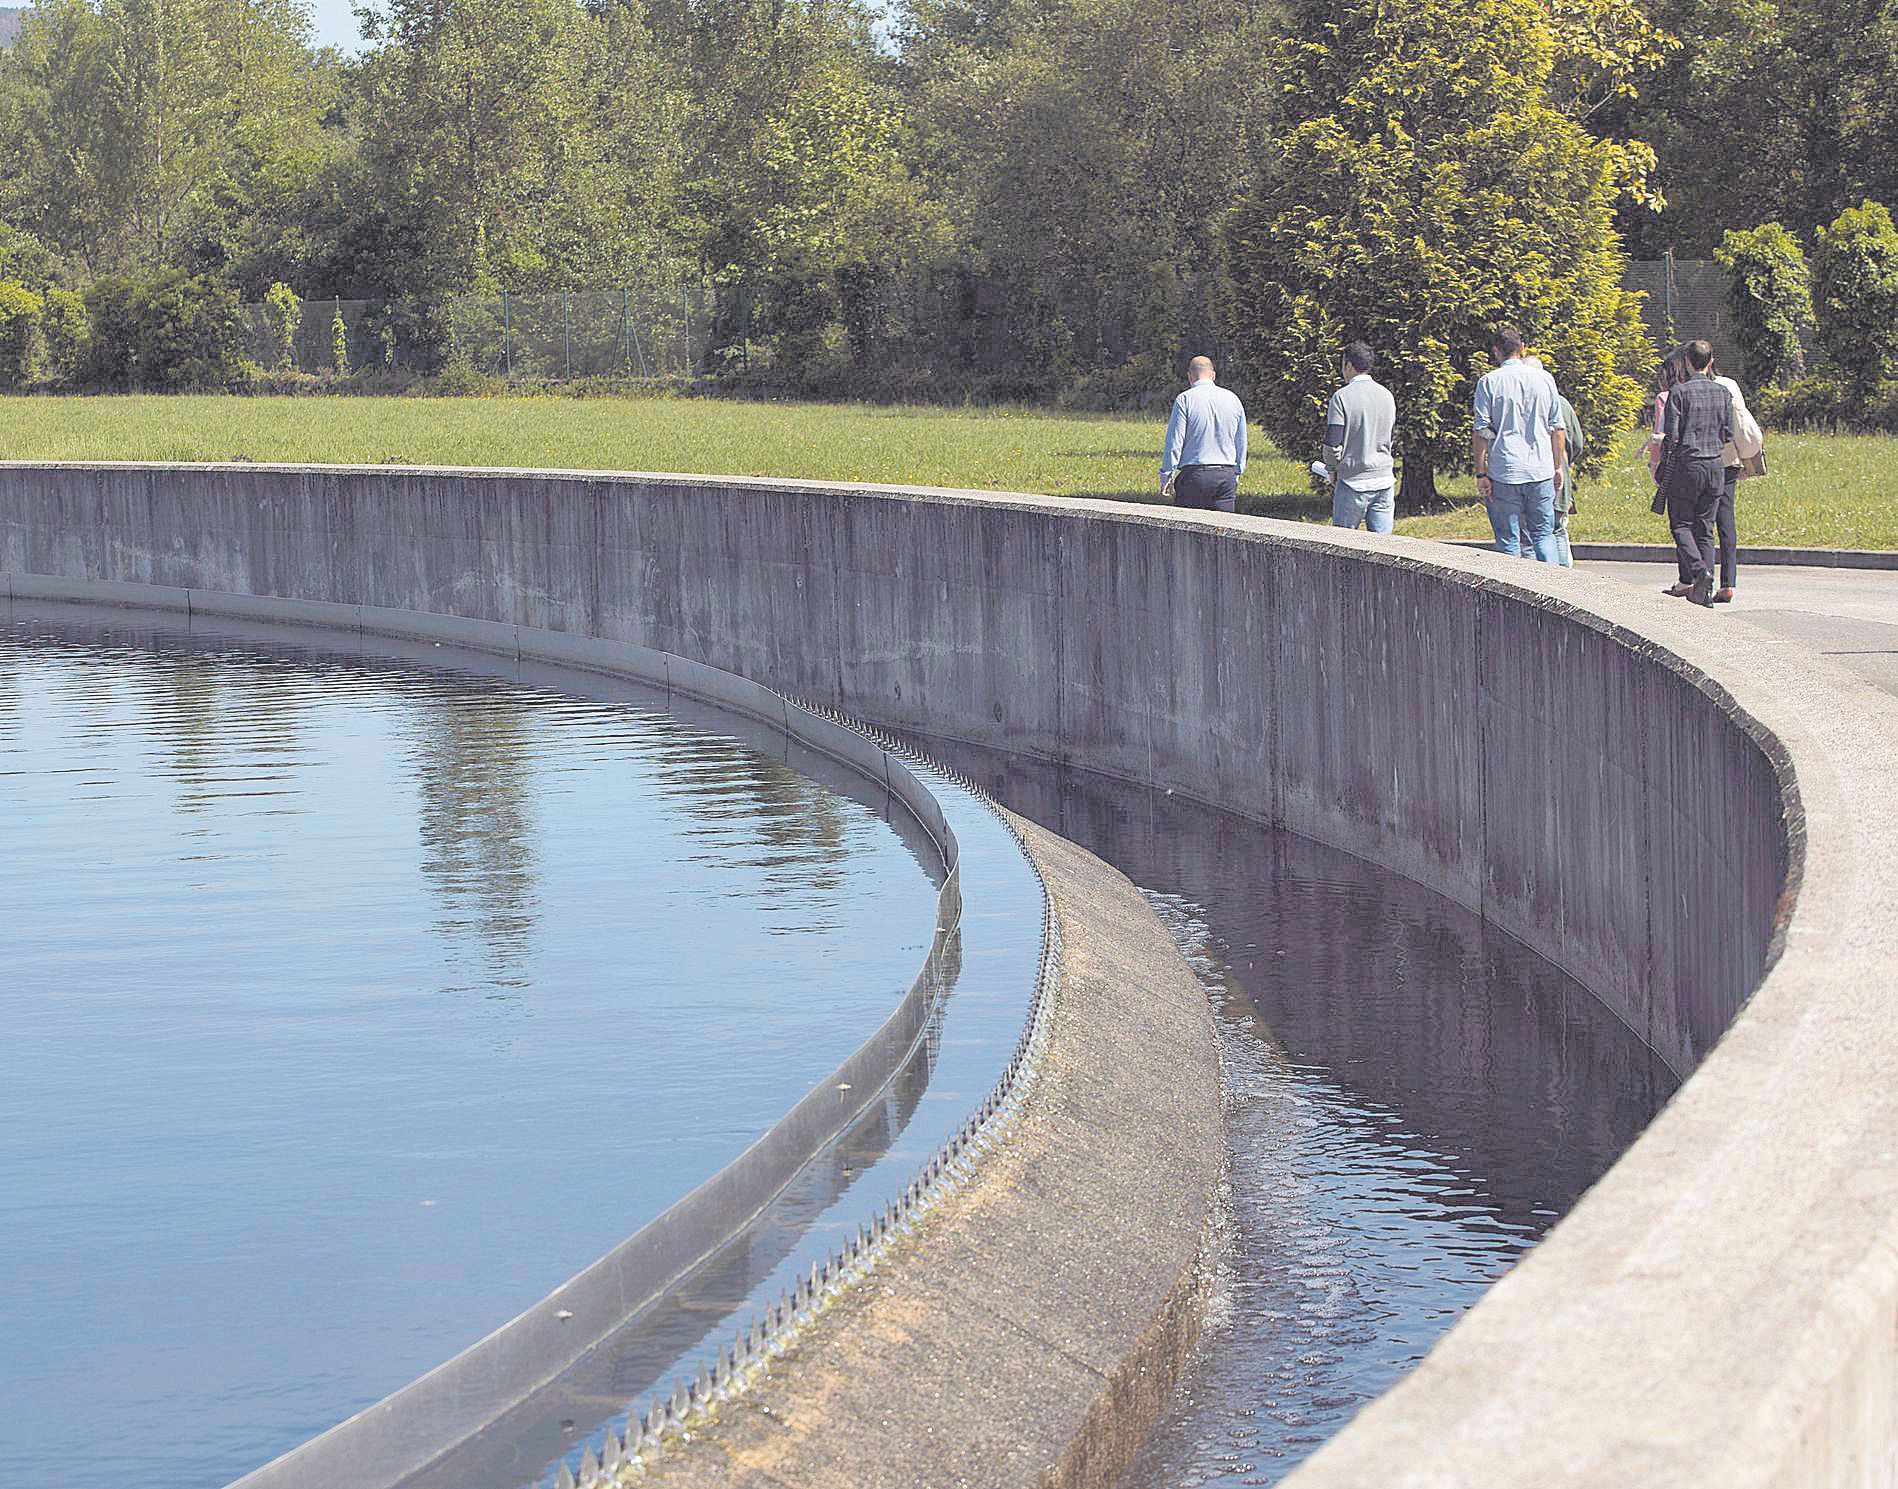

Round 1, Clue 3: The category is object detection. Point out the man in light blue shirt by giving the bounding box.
[1161,356,1247,513]
[1471,325,1568,564]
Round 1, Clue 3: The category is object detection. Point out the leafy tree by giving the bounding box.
[0,280,44,388]
[343,0,685,298]
[263,280,302,368]
[81,269,247,390]
[1812,200,1898,395]
[40,288,91,383]
[1714,223,1813,387]
[1616,0,1898,253]
[901,0,1276,395]
[1222,0,1652,509]
[0,0,337,277]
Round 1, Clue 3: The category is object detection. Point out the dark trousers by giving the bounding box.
[1174,464,1238,514]
[1717,464,1739,589]
[1665,457,1724,583]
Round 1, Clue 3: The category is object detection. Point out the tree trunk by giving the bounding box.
[1397,458,1439,515]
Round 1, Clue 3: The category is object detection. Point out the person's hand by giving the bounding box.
[1476,473,1492,497]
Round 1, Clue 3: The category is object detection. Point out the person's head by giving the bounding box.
[1187,355,1216,384]
[1342,341,1375,377]
[1686,338,1715,373]
[1658,344,1693,392]
[1489,325,1525,362]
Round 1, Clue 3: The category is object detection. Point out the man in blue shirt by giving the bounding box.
[1161,356,1248,513]
[1471,326,1569,564]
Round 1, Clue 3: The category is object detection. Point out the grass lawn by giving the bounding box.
[2,392,1893,550]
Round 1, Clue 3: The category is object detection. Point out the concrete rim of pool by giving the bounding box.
[4,462,1896,1488]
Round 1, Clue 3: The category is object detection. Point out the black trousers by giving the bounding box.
[1174,464,1238,514]
[1665,457,1724,583]
[1716,464,1740,589]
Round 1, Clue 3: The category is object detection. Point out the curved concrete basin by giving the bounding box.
[4,463,1895,1487]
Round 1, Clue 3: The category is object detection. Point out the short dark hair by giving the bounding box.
[1343,341,1376,374]
[1686,338,1715,371]
[1490,325,1525,357]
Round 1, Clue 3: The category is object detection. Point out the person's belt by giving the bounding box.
[1179,462,1237,471]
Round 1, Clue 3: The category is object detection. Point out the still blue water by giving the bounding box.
[0,606,945,1489]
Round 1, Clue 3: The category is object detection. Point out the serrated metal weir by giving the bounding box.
[216,657,1054,1489]
[537,709,1062,1489]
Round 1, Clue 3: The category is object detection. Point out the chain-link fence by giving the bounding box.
[1623,256,1741,370]
[243,261,1752,387]
[241,284,719,378]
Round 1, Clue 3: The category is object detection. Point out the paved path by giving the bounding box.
[1586,560,1898,699]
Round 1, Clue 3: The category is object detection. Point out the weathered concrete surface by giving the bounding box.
[628,816,1222,1489]
[4,462,1897,1487]
[1589,558,1898,699]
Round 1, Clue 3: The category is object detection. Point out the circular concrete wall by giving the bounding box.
[4,462,1895,1487]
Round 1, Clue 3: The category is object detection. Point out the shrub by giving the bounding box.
[263,282,302,369]
[1714,224,1813,389]
[39,289,89,385]
[331,304,350,377]
[1812,201,1898,396]
[81,272,248,391]
[0,279,43,389]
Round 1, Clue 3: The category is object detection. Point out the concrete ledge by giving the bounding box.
[629,816,1223,1489]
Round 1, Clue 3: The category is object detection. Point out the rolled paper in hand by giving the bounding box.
[1309,461,1329,478]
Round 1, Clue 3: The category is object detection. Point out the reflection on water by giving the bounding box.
[0,606,943,1489]
[903,739,1679,1489]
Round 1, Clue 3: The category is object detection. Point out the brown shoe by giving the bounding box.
[1712,587,1735,604]
[1664,582,1695,597]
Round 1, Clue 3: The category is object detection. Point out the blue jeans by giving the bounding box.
[1332,483,1394,534]
[1486,478,1563,564]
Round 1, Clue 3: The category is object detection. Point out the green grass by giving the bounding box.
[3,392,1894,549]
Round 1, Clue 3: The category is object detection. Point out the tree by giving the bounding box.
[0,0,338,277]
[263,280,302,368]
[1713,223,1813,388]
[1221,0,1653,509]
[1811,200,1898,395]
[0,280,44,389]
[1616,0,1898,253]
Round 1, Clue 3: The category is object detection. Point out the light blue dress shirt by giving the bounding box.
[1472,357,1562,484]
[1161,379,1248,480]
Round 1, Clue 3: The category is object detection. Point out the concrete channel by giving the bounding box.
[4,462,1896,1488]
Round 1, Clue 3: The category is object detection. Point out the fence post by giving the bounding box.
[563,291,572,380]
[679,281,691,376]
[621,287,632,376]
[503,291,512,379]
[1662,248,1676,346]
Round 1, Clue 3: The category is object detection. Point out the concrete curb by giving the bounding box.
[1447,537,1898,567]
[626,816,1224,1489]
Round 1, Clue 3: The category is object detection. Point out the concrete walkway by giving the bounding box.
[1585,560,1898,699]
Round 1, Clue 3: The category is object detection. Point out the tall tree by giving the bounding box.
[1222,0,1652,508]
[0,0,335,274]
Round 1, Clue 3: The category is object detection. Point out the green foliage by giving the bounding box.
[263,282,302,369]
[81,271,247,391]
[1221,0,1653,507]
[331,305,350,377]
[1812,201,1898,395]
[0,279,44,389]
[40,288,90,384]
[0,222,61,291]
[1617,0,1898,255]
[1714,224,1813,388]
[0,0,339,279]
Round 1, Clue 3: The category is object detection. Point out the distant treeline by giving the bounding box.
[3,0,1896,488]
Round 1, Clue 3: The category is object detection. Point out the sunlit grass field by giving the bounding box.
[2,393,1892,549]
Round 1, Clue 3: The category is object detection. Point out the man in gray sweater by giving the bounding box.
[1322,342,1398,531]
